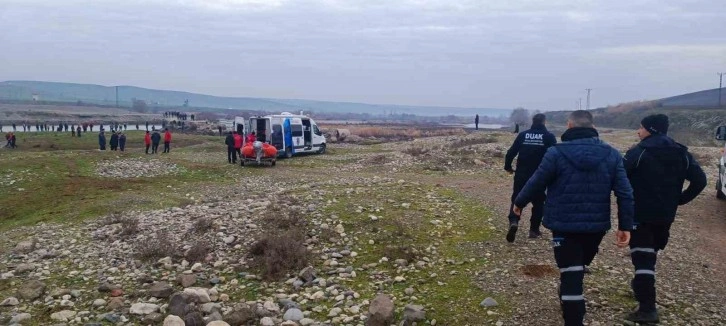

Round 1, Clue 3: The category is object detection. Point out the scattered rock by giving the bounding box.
[1,297,19,306]
[480,297,498,307]
[13,239,36,253]
[366,294,394,326]
[260,317,275,326]
[403,304,426,322]
[50,310,76,322]
[299,266,316,283]
[10,313,32,324]
[283,308,304,321]
[178,274,197,287]
[149,282,174,298]
[17,280,46,301]
[130,302,160,315]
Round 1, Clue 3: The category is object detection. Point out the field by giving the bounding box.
[0,126,725,325]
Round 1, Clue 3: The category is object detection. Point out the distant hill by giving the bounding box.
[0,80,510,117]
[659,88,725,107]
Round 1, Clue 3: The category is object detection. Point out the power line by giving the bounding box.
[585,88,592,110]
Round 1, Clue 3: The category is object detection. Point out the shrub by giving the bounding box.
[185,240,212,263]
[135,232,177,262]
[190,218,214,234]
[119,217,139,237]
[249,230,310,280]
[403,146,429,157]
[260,207,306,231]
[383,245,418,263]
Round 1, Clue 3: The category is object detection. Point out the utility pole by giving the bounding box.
[719,73,725,108]
[585,88,592,110]
[579,98,582,110]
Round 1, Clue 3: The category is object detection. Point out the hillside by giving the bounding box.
[0,80,510,117]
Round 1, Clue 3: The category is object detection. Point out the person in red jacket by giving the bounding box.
[233,131,243,161]
[144,131,151,154]
[163,128,172,153]
[246,131,256,145]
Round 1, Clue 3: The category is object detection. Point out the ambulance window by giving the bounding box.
[291,125,303,137]
[313,125,321,135]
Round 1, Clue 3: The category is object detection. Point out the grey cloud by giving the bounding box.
[0,0,724,109]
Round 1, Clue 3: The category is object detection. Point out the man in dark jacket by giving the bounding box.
[513,110,633,326]
[98,131,106,150]
[225,132,236,163]
[504,113,557,241]
[151,130,161,154]
[622,114,707,323]
[109,132,119,151]
[118,133,127,152]
[475,114,479,130]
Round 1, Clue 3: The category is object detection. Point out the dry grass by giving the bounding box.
[248,230,310,280]
[451,137,498,149]
[190,218,214,234]
[185,240,212,263]
[135,232,178,262]
[119,217,139,237]
[402,146,429,157]
[330,125,465,139]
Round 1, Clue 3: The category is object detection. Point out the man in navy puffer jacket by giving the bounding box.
[513,110,634,326]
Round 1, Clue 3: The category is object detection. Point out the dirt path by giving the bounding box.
[424,161,726,325]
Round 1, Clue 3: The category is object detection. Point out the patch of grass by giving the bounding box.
[318,181,504,324]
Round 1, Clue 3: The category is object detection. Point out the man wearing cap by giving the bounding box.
[622,114,707,323]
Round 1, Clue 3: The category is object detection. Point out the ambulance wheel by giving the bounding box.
[271,160,276,166]
[318,144,326,154]
[717,178,726,200]
[285,147,292,158]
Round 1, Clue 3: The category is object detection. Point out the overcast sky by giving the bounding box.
[1,0,725,110]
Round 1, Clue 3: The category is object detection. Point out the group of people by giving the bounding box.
[163,111,193,121]
[4,132,17,148]
[97,128,172,153]
[505,111,707,325]
[224,131,257,164]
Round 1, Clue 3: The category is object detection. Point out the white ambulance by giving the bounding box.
[716,126,726,199]
[248,112,326,158]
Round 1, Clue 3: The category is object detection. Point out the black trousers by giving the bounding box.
[228,147,237,163]
[552,231,606,326]
[152,143,159,154]
[509,173,545,231]
[145,144,150,154]
[630,223,670,313]
[163,142,170,153]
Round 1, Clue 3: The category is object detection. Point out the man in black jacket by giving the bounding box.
[225,131,235,164]
[504,113,557,241]
[151,130,161,154]
[623,114,707,323]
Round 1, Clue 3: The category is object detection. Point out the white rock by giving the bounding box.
[207,321,231,326]
[50,310,76,321]
[184,287,211,303]
[328,307,342,317]
[163,315,185,326]
[92,299,107,307]
[191,262,204,272]
[10,313,32,324]
[130,303,160,315]
[1,297,19,306]
[260,317,275,326]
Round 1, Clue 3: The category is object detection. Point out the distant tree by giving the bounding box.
[510,107,530,126]
[132,99,148,113]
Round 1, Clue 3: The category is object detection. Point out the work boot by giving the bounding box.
[528,229,541,239]
[625,310,659,324]
[506,222,518,243]
[584,265,591,274]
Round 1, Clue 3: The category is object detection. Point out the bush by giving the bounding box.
[119,217,139,237]
[190,218,214,234]
[185,240,212,263]
[403,146,429,157]
[260,207,306,231]
[135,232,177,262]
[249,230,310,280]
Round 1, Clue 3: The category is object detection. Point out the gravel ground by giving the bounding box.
[0,129,724,326]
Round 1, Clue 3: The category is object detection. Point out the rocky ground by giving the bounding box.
[0,128,724,325]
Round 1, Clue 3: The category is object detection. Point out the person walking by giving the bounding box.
[233,131,243,162]
[144,131,151,154]
[151,130,161,154]
[76,126,82,137]
[163,128,172,153]
[218,126,223,137]
[225,131,236,164]
[504,113,557,241]
[98,131,106,151]
[110,131,119,151]
[119,132,127,152]
[622,114,707,323]
[513,110,634,326]
[72,127,76,137]
[12,123,16,131]
[475,114,480,130]
[9,133,16,148]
